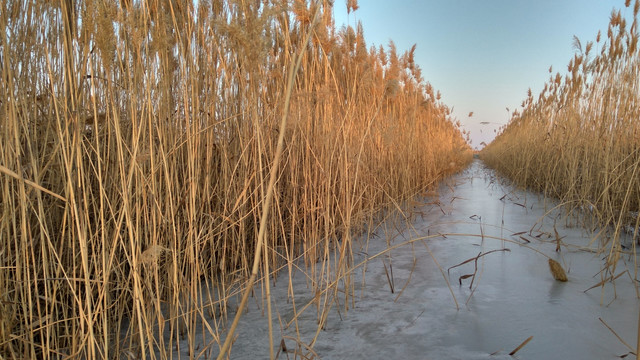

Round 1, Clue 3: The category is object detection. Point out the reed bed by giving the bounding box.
[0,0,470,358]
[482,2,640,253]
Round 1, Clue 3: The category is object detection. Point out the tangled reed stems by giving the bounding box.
[0,0,470,358]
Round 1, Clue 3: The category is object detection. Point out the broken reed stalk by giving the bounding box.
[583,270,627,292]
[509,335,533,356]
[599,317,637,355]
[0,164,66,202]
[447,248,511,288]
[394,257,418,302]
[382,258,395,293]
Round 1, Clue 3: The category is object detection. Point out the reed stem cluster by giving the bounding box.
[483,2,640,250]
[0,0,470,358]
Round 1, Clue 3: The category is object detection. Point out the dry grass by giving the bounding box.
[0,0,471,358]
[482,2,640,258]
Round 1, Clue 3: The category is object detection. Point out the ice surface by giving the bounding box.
[177,160,640,359]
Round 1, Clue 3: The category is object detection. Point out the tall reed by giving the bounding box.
[0,0,470,358]
[482,2,639,252]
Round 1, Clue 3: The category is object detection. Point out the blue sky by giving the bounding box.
[333,1,629,149]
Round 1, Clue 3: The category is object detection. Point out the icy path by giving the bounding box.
[208,160,640,359]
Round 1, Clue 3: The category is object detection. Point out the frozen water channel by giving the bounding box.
[203,160,640,359]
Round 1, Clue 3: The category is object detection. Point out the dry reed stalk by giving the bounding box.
[599,317,636,355]
[509,335,533,356]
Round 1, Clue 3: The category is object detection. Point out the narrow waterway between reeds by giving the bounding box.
[207,160,640,359]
